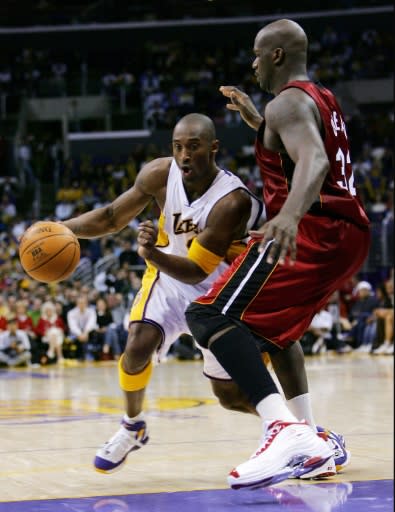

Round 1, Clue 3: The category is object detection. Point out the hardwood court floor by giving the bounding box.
[0,352,393,510]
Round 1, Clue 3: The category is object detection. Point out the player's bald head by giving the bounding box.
[173,113,216,142]
[255,19,308,59]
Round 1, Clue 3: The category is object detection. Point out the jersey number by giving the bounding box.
[336,148,356,196]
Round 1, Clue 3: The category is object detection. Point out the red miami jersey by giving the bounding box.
[192,80,370,348]
[257,80,370,228]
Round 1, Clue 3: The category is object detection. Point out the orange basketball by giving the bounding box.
[19,221,80,283]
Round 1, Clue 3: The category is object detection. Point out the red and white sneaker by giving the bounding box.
[228,420,334,490]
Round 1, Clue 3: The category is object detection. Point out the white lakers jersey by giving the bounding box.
[130,158,262,364]
[157,158,262,294]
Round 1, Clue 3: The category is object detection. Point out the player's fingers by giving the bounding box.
[288,240,297,266]
[219,85,241,97]
[225,103,241,111]
[266,241,281,264]
[138,220,154,229]
[277,240,290,265]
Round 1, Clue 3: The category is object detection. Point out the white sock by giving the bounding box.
[256,393,298,423]
[123,412,144,424]
[287,393,316,431]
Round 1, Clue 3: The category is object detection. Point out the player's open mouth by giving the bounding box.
[181,166,192,176]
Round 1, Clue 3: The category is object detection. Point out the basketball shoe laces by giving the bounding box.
[103,423,145,457]
[252,420,299,458]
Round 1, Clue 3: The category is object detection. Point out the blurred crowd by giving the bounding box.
[299,273,394,356]
[0,123,393,366]
[0,266,142,367]
[0,25,393,126]
[0,16,393,367]
[0,267,393,368]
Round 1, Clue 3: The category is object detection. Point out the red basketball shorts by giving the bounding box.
[193,215,370,349]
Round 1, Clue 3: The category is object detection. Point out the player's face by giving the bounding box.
[252,33,273,93]
[172,132,218,186]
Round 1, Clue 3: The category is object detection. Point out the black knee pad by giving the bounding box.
[185,302,232,349]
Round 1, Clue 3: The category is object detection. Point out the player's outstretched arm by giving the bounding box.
[62,158,170,238]
[137,189,252,285]
[219,86,263,130]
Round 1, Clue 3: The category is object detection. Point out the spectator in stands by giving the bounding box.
[300,307,334,355]
[349,281,379,352]
[67,295,97,361]
[372,277,394,355]
[16,137,35,185]
[0,194,17,222]
[15,299,39,363]
[0,293,10,320]
[15,300,35,338]
[35,301,66,364]
[0,317,31,367]
[61,286,79,319]
[27,297,43,328]
[118,239,140,269]
[95,297,121,360]
[112,267,131,297]
[5,294,17,318]
[325,291,353,353]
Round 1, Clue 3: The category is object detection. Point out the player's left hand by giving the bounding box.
[137,220,158,260]
[249,212,299,265]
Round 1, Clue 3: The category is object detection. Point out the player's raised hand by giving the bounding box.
[249,212,299,266]
[137,220,158,260]
[219,86,263,130]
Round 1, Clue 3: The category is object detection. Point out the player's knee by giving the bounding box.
[124,328,160,372]
[185,302,224,349]
[211,380,255,414]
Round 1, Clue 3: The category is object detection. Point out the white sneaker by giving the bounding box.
[372,342,391,355]
[355,344,372,353]
[228,420,334,490]
[385,344,394,355]
[94,418,149,473]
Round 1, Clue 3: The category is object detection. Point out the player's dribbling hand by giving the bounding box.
[249,212,299,265]
[219,86,263,130]
[137,220,158,260]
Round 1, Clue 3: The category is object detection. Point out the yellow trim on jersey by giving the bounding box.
[130,262,158,321]
[187,238,223,275]
[156,213,169,247]
[118,355,153,391]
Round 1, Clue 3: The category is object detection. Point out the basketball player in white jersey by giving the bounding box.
[63,113,263,472]
[63,113,346,475]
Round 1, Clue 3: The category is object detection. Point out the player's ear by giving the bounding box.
[272,47,285,66]
[211,139,219,154]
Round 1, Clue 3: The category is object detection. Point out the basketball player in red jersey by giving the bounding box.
[185,19,370,489]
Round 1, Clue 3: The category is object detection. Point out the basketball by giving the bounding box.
[19,221,80,283]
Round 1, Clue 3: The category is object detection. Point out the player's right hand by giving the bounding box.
[137,220,158,260]
[219,86,263,131]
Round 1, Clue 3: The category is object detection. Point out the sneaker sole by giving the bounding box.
[229,466,294,490]
[229,454,333,490]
